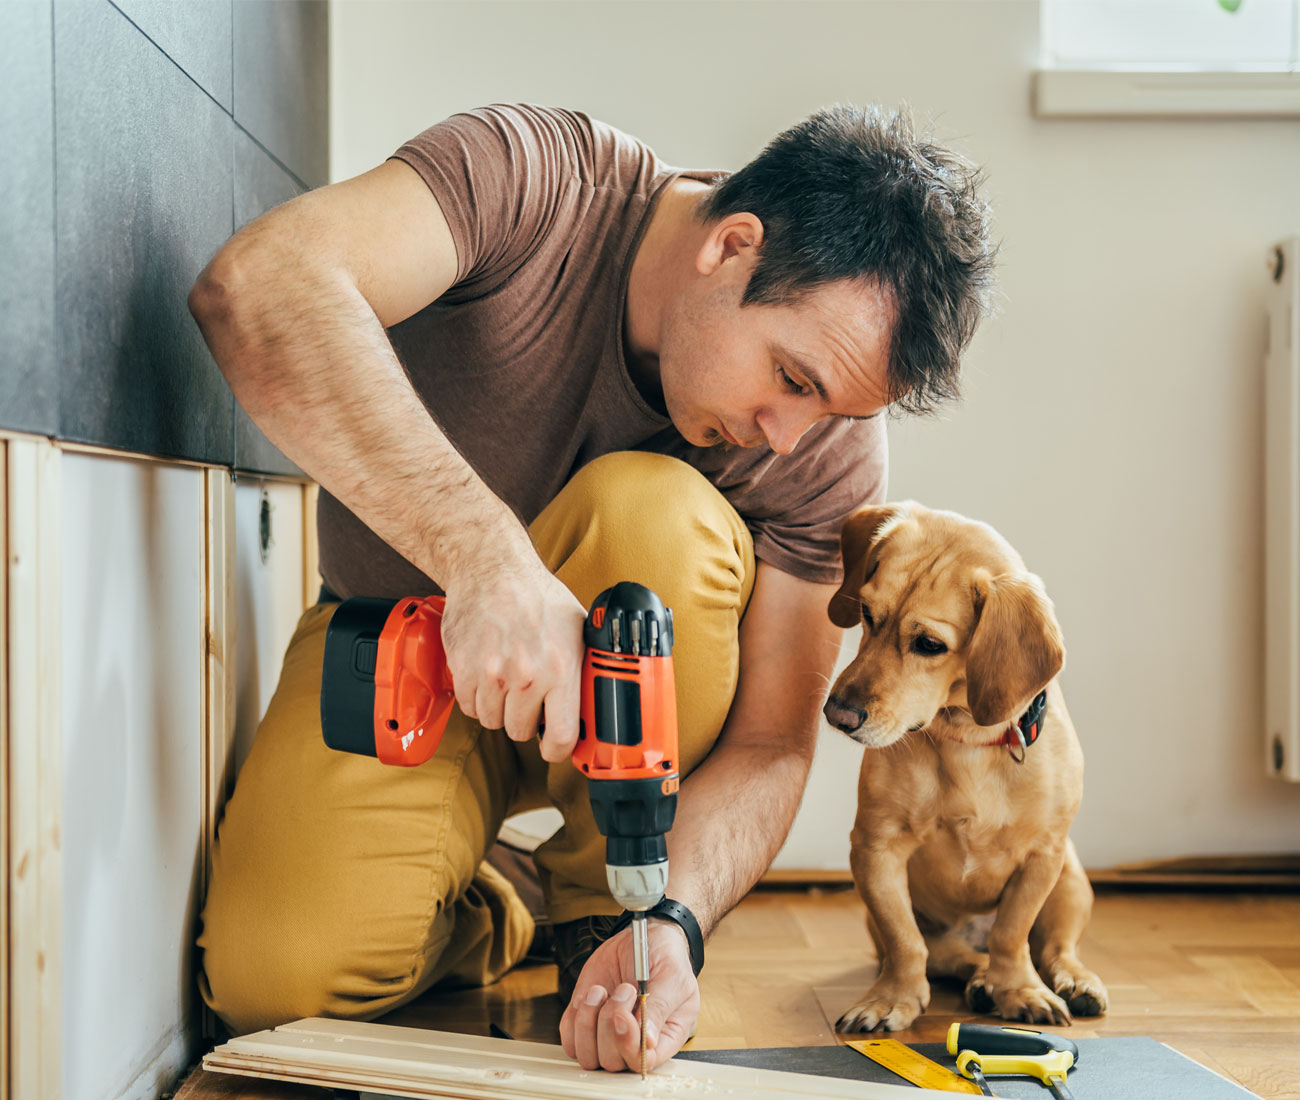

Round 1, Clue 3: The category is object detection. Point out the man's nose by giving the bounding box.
[756,407,814,455]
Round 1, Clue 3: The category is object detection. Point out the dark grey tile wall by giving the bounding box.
[234,0,329,189]
[232,127,306,476]
[55,0,235,463]
[0,0,326,470]
[0,2,57,435]
[112,0,233,110]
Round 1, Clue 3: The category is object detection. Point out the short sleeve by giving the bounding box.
[391,105,583,291]
[745,417,889,584]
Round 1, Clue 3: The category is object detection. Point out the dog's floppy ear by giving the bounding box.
[828,505,899,628]
[966,572,1065,727]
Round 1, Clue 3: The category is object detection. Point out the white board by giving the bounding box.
[232,477,308,773]
[61,452,203,1100]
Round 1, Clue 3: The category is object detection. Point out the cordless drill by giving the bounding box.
[319,581,679,1076]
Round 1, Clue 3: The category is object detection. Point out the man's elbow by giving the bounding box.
[188,247,249,332]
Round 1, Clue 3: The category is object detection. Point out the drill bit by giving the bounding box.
[639,991,647,1079]
[632,910,650,1079]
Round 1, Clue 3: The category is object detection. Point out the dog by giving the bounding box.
[822,501,1108,1031]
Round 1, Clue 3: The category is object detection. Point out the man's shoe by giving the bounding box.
[552,914,624,1005]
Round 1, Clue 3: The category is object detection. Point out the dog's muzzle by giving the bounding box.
[823,695,868,733]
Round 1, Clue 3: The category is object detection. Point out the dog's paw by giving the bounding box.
[1043,962,1109,1017]
[835,982,930,1033]
[994,985,1073,1026]
[966,974,1072,1026]
[965,977,996,1015]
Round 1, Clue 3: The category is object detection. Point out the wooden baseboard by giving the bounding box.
[1087,852,1300,889]
[761,854,1300,891]
[758,869,856,888]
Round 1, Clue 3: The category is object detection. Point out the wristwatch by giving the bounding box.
[613,898,705,976]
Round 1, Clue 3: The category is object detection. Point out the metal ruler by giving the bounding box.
[845,1038,985,1093]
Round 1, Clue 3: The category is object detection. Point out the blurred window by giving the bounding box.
[1042,0,1299,70]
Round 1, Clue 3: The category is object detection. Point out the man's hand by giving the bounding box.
[559,920,699,1073]
[440,559,587,762]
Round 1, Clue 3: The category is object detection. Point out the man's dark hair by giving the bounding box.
[700,104,996,416]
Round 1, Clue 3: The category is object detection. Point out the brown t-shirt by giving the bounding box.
[318,104,888,599]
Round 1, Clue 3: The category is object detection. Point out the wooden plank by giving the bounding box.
[0,440,8,1100]
[205,1018,928,1099]
[6,438,61,1100]
[201,467,237,882]
[201,468,236,1040]
[301,481,319,610]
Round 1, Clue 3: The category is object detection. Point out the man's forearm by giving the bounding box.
[662,733,815,935]
[190,256,531,590]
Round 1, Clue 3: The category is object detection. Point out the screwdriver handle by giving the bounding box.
[956,1049,1075,1087]
[947,1022,1080,1061]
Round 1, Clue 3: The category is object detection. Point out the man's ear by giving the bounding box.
[828,504,900,628]
[696,212,764,277]
[965,571,1065,727]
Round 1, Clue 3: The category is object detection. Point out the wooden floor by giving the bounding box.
[176,885,1300,1100]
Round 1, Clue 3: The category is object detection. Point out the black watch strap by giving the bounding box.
[613,899,705,976]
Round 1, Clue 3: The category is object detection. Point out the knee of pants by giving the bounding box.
[539,451,756,626]
[200,836,476,1035]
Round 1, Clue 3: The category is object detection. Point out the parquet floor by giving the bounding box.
[175,886,1300,1100]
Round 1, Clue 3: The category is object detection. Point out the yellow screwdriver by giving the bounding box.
[948,1023,1080,1100]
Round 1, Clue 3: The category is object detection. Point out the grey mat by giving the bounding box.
[678,1038,1260,1099]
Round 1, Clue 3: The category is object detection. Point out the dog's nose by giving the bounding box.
[824,696,868,733]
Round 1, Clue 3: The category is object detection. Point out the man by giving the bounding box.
[189,102,994,1073]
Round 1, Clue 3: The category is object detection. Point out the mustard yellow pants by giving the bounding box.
[198,453,756,1034]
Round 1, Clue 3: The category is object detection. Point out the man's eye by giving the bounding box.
[779,368,808,396]
[912,635,948,657]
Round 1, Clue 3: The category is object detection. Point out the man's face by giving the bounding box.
[658,262,894,454]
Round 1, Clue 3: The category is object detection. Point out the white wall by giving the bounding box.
[329,0,1300,868]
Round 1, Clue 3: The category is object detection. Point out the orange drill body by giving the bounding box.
[322,584,680,801]
[574,647,678,781]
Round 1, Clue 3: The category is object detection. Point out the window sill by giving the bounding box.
[1033,68,1300,118]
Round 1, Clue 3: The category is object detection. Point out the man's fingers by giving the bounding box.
[501,682,544,744]
[559,1000,575,1060]
[598,983,639,1071]
[538,679,580,763]
[571,985,607,1070]
[648,1016,693,1068]
[471,681,506,732]
[452,677,479,722]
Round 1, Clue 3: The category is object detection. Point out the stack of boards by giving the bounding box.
[204,1017,938,1098]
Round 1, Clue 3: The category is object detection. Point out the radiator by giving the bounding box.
[1265,235,1300,782]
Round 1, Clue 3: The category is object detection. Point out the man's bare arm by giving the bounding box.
[664,561,844,933]
[188,159,586,758]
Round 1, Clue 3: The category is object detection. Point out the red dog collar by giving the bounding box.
[998,689,1048,763]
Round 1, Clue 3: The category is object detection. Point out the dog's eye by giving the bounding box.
[861,606,874,629]
[912,635,948,656]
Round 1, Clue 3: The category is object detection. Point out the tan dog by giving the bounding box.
[823,501,1108,1031]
